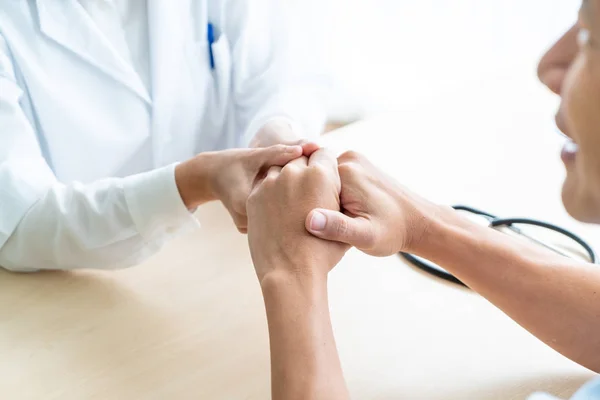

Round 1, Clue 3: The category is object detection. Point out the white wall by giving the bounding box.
[327,0,581,120]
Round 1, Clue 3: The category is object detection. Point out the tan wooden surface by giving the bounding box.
[2,91,600,399]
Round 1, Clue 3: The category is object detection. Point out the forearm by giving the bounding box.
[260,270,349,400]
[415,206,600,371]
[174,154,217,209]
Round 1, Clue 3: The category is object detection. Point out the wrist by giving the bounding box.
[393,187,452,255]
[260,267,328,297]
[260,269,329,319]
[407,204,467,257]
[174,154,217,209]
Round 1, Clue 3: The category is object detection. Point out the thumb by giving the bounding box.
[305,209,375,249]
[258,144,303,167]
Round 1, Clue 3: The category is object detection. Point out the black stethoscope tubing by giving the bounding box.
[399,205,597,288]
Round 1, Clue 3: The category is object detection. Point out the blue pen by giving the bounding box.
[207,23,215,70]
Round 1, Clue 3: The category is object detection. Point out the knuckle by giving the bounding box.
[339,161,361,177]
[334,217,349,237]
[339,150,363,163]
[282,163,302,176]
[309,163,329,178]
[264,172,278,184]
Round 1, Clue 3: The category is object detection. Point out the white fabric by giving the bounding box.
[0,0,329,271]
[78,0,152,92]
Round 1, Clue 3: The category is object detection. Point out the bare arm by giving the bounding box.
[306,151,600,372]
[418,208,600,372]
[261,271,348,400]
[247,150,350,400]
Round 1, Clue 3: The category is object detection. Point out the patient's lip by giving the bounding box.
[561,140,578,164]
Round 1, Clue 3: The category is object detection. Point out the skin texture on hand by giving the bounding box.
[305,151,441,256]
[246,149,350,400]
[174,145,304,231]
[175,119,319,232]
[251,119,321,155]
[247,149,348,281]
[305,150,600,372]
[247,2,600,391]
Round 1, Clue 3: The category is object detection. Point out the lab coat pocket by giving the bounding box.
[207,35,232,135]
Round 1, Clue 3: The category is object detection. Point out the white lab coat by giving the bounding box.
[0,0,329,271]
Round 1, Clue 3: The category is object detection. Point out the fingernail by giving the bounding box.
[310,212,327,231]
[287,145,302,153]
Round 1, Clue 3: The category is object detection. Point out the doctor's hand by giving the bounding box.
[250,119,320,156]
[305,151,442,256]
[246,149,349,282]
[175,145,304,232]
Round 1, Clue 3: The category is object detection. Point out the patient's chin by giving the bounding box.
[562,175,600,224]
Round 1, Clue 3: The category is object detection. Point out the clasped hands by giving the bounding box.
[174,120,438,282]
[245,144,439,283]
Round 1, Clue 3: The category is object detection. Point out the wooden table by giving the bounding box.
[2,91,600,399]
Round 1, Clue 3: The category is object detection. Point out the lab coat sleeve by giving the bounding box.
[221,0,332,145]
[0,35,198,272]
[1,165,199,272]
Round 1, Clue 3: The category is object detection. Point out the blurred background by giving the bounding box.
[315,0,580,125]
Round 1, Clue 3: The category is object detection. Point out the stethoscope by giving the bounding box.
[399,205,597,288]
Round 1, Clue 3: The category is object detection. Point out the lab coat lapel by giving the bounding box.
[147,0,186,165]
[35,0,151,104]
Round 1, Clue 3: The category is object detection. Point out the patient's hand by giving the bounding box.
[246,149,348,282]
[305,151,441,256]
[247,149,351,400]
